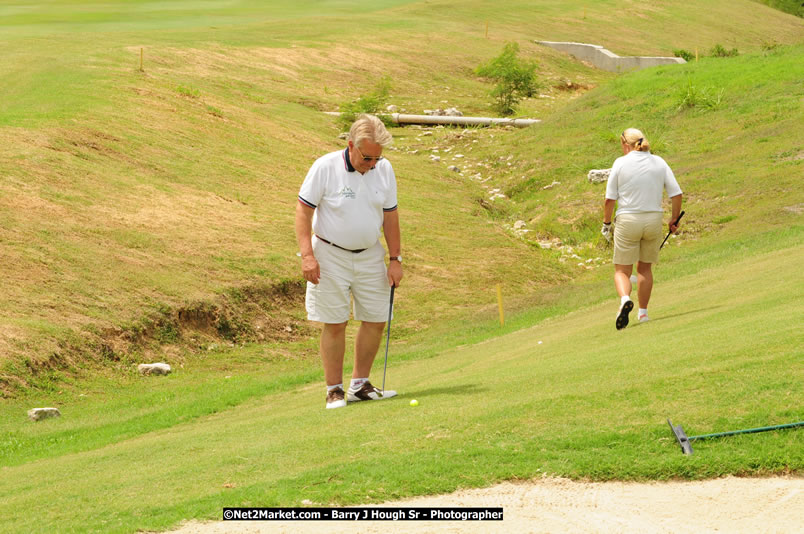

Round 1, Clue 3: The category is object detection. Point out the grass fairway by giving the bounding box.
[0,1,803,532]
[1,236,801,533]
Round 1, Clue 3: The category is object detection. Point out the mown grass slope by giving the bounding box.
[1,0,801,395]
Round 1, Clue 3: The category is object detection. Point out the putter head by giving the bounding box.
[667,419,694,455]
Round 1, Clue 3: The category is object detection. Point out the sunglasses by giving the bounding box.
[354,144,384,162]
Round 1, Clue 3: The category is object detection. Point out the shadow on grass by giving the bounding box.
[408,383,487,398]
[636,305,723,324]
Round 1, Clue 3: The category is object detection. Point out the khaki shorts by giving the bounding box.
[306,237,391,324]
[613,212,664,265]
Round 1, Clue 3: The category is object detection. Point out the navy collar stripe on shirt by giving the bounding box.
[343,147,355,172]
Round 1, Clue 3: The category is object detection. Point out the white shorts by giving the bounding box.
[306,236,392,324]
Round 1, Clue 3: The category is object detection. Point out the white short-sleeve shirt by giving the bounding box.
[605,151,682,215]
[298,148,398,250]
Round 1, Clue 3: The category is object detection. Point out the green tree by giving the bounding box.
[475,43,540,116]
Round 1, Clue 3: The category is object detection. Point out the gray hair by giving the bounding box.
[349,114,392,148]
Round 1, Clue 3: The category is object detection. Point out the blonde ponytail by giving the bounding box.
[621,128,650,152]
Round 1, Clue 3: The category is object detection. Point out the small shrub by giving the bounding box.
[673,49,694,62]
[475,42,540,116]
[761,40,781,53]
[177,85,200,98]
[710,44,738,57]
[677,79,724,112]
[337,76,393,130]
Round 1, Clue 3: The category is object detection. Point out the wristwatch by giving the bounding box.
[389,256,402,263]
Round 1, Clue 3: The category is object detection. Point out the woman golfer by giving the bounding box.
[602,128,683,329]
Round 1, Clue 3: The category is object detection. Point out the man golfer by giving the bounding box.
[295,114,403,409]
[602,128,682,330]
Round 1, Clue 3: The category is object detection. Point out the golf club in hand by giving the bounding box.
[660,210,685,249]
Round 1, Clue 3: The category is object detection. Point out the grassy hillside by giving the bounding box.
[0,0,801,398]
[467,44,804,248]
[753,0,804,17]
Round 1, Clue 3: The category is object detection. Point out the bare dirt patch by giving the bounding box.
[168,475,803,534]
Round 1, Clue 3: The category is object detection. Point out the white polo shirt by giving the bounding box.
[605,151,682,215]
[298,148,398,251]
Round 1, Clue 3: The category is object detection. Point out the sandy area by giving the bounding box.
[168,475,803,533]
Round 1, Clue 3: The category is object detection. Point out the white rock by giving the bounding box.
[543,181,561,190]
[514,220,526,229]
[28,407,61,421]
[386,105,398,112]
[429,156,441,162]
[138,362,172,376]
[588,168,611,184]
[448,165,460,172]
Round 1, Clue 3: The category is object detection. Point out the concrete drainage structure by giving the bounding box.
[537,41,685,72]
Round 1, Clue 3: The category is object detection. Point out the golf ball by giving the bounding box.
[410,399,419,407]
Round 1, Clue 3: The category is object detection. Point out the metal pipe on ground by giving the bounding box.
[323,112,540,128]
[389,113,539,128]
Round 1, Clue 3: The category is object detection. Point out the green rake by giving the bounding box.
[667,419,804,455]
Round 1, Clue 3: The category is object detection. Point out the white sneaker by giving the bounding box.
[326,387,346,409]
[347,381,397,402]
[639,314,649,323]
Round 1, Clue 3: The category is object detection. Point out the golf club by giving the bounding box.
[381,285,395,395]
[660,210,685,249]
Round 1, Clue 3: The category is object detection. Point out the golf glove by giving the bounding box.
[601,222,613,243]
